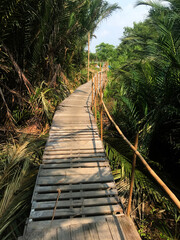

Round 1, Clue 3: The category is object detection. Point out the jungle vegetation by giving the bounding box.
[93,0,180,239]
[0,0,119,239]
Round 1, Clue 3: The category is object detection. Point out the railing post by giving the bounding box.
[127,133,139,216]
[87,32,90,82]
[91,75,94,107]
[95,74,97,122]
[100,65,103,141]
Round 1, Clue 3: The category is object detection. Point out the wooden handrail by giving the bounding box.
[91,69,180,210]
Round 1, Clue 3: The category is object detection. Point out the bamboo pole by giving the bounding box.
[51,189,61,224]
[103,69,106,90]
[102,100,180,209]
[91,75,94,107]
[95,74,97,121]
[100,65,103,141]
[87,32,90,82]
[127,133,139,216]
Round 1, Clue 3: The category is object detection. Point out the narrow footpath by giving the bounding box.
[20,81,141,240]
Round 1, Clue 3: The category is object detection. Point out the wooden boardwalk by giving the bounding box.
[20,81,141,239]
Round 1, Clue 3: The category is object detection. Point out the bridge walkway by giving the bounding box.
[20,81,141,240]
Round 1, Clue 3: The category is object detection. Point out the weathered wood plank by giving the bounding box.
[49,133,98,137]
[33,189,118,201]
[106,217,124,240]
[43,149,105,155]
[117,216,141,240]
[43,229,57,240]
[39,167,111,176]
[82,224,92,240]
[71,224,85,240]
[47,137,99,142]
[25,215,122,232]
[48,135,99,139]
[87,223,100,240]
[43,153,106,159]
[33,197,119,210]
[23,231,44,240]
[41,162,109,168]
[57,227,71,240]
[50,126,98,130]
[30,205,122,219]
[96,221,113,240]
[43,157,107,163]
[37,174,114,185]
[49,130,98,134]
[45,141,103,149]
[34,182,115,193]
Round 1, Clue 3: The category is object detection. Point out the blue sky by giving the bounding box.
[90,0,150,52]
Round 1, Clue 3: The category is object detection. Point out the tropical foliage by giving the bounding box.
[0,135,47,239]
[105,0,180,186]
[0,0,119,130]
[99,0,180,238]
[0,1,119,239]
[95,42,116,61]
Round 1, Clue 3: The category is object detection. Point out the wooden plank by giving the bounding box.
[106,217,124,240]
[39,167,111,176]
[41,162,109,168]
[57,226,71,240]
[22,231,44,240]
[33,197,119,210]
[45,141,103,149]
[30,205,122,219]
[117,216,141,240]
[25,215,121,232]
[43,157,107,163]
[47,137,99,142]
[43,153,106,159]
[49,130,98,134]
[34,182,116,193]
[37,174,114,185]
[33,189,118,201]
[43,149,105,155]
[71,224,85,240]
[96,221,113,240]
[50,126,98,130]
[52,119,93,124]
[49,134,99,138]
[43,229,57,240]
[49,132,98,136]
[87,223,100,240]
[82,224,92,240]
[44,147,104,152]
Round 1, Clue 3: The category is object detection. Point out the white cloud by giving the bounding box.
[90,0,150,52]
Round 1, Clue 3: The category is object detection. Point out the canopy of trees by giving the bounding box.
[105,0,180,184]
[0,0,119,130]
[95,42,116,61]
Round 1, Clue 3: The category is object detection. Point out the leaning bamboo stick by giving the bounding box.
[51,188,61,224]
[102,100,180,209]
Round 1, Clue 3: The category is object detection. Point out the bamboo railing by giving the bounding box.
[91,67,180,213]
